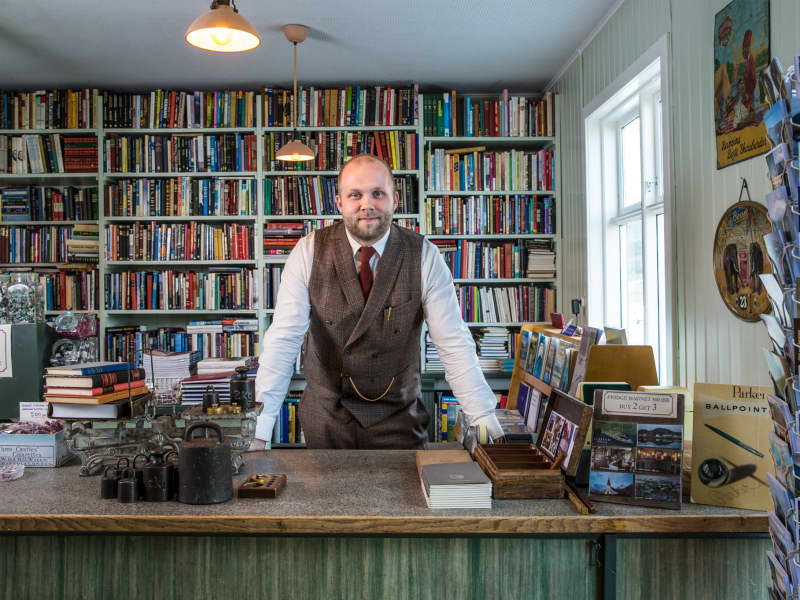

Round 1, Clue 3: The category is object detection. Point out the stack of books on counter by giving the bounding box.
[142,349,201,383]
[44,362,148,418]
[416,449,492,509]
[196,356,251,375]
[179,371,234,405]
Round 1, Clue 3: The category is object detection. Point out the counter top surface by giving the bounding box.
[0,449,767,535]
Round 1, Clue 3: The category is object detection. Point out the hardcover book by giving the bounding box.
[690,383,773,511]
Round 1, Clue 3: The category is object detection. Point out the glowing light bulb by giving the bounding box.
[211,28,233,47]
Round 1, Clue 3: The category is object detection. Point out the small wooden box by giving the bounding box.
[474,389,593,499]
[473,444,563,498]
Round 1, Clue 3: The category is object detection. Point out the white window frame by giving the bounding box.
[583,34,674,385]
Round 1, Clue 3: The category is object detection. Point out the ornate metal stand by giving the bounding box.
[64,401,263,476]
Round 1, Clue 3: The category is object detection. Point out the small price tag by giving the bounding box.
[19,402,50,424]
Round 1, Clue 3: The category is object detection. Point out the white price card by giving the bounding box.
[601,391,679,419]
[0,325,11,378]
[19,402,49,424]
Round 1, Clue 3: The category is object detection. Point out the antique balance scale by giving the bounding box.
[63,357,262,476]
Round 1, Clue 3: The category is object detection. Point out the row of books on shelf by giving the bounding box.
[426,147,555,192]
[0,224,73,263]
[271,397,304,445]
[261,218,419,256]
[34,268,98,311]
[104,177,257,217]
[437,396,461,441]
[263,174,416,216]
[264,265,284,308]
[424,194,555,235]
[424,328,517,372]
[104,268,258,310]
[518,330,578,393]
[422,91,555,138]
[264,130,418,172]
[0,134,98,174]
[454,284,555,324]
[1,89,97,130]
[1,186,98,222]
[105,326,258,366]
[430,238,555,279]
[102,90,258,129]
[263,85,417,128]
[104,222,253,261]
[103,133,257,173]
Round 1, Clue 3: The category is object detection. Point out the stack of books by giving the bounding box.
[142,350,200,383]
[263,222,304,256]
[474,327,511,372]
[416,450,492,509]
[0,188,30,222]
[67,223,99,264]
[525,239,556,278]
[196,356,250,375]
[424,332,443,371]
[44,362,147,418]
[179,371,233,405]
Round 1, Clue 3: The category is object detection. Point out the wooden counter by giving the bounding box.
[0,449,766,534]
[0,450,771,600]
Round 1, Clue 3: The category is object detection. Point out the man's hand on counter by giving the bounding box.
[248,439,267,452]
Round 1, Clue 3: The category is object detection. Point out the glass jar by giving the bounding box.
[6,273,34,324]
[26,273,44,323]
[0,274,9,325]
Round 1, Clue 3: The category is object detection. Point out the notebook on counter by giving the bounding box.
[419,461,492,509]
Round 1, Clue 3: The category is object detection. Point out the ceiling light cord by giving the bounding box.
[293,41,298,131]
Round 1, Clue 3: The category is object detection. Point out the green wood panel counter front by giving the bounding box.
[0,450,771,600]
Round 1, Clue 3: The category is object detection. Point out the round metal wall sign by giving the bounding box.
[712,201,773,321]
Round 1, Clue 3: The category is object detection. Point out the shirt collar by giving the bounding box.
[344,225,391,258]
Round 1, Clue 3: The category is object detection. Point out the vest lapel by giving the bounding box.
[332,223,365,312]
[345,224,405,348]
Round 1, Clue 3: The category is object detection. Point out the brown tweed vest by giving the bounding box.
[304,222,424,428]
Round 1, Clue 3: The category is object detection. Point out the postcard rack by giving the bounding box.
[758,55,800,600]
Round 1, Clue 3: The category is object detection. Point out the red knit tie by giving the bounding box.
[358,246,376,299]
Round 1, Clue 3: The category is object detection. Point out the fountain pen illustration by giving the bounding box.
[703,424,765,458]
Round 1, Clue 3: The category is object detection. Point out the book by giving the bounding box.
[44,388,149,405]
[419,461,492,509]
[45,361,136,376]
[415,449,472,477]
[44,379,147,397]
[44,368,145,389]
[690,383,773,511]
[49,396,141,419]
[540,337,559,384]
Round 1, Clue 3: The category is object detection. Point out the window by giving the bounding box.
[584,37,672,383]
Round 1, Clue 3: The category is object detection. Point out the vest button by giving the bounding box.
[371,353,378,359]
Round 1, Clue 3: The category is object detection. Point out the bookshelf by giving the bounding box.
[0,88,560,415]
[420,92,560,376]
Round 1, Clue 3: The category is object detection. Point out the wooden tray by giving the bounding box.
[473,444,563,499]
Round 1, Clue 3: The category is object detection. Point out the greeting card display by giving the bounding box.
[588,390,684,510]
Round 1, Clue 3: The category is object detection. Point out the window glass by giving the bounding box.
[621,117,642,208]
[619,219,644,344]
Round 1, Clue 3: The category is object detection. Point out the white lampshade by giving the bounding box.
[276,139,316,162]
[185,3,261,53]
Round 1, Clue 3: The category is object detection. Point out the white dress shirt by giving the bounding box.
[254,225,503,442]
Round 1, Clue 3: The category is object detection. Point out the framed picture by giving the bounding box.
[714,0,770,169]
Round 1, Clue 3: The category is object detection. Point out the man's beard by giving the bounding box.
[342,210,393,244]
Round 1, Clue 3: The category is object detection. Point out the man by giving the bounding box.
[252,154,503,449]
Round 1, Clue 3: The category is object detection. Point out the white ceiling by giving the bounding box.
[0,0,617,93]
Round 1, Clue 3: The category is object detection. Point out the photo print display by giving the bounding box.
[589,390,685,509]
[534,389,593,477]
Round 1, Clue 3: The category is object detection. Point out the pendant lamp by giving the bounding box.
[185,0,261,53]
[276,25,315,162]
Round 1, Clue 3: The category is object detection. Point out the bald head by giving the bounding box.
[338,154,395,195]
